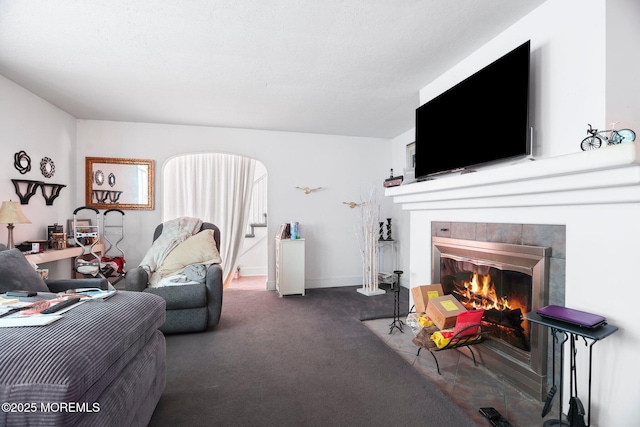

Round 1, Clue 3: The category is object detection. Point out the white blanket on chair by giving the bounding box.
[139,217,203,286]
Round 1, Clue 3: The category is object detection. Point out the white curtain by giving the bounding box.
[163,153,256,287]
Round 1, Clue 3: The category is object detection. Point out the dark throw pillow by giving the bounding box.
[0,248,49,294]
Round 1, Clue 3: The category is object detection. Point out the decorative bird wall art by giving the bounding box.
[295,186,323,194]
[342,202,362,208]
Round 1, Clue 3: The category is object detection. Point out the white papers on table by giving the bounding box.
[67,288,117,300]
[0,315,62,327]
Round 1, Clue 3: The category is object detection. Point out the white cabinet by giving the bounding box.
[275,238,305,297]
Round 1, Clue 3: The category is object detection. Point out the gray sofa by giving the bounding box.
[124,222,223,334]
[0,247,110,293]
[0,248,166,426]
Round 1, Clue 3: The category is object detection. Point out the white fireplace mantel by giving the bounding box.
[386,143,640,210]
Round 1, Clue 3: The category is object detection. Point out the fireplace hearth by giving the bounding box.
[432,237,551,399]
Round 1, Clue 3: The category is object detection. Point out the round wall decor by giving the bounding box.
[108,173,116,187]
[14,151,31,174]
[40,157,55,178]
[95,170,104,185]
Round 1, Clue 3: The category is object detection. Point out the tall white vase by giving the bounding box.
[356,187,385,296]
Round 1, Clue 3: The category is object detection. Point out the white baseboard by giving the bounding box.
[265,277,409,292]
[236,266,267,276]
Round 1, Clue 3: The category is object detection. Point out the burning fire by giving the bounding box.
[454,269,531,351]
[463,271,524,313]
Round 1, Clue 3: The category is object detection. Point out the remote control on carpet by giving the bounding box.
[479,407,513,427]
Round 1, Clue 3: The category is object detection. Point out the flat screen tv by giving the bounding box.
[415,40,531,179]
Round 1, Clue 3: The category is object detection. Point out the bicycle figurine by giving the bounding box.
[580,122,636,151]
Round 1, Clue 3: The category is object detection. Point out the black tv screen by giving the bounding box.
[415,40,530,179]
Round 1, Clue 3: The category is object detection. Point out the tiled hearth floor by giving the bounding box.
[363,317,555,427]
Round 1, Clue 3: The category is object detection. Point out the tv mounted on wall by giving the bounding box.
[415,40,531,179]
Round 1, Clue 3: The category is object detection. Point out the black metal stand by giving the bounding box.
[524,312,618,427]
[388,270,405,334]
[542,330,570,427]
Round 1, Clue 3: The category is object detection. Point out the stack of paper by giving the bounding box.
[0,315,62,327]
[66,288,117,300]
[0,297,19,305]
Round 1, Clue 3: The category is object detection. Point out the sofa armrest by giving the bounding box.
[46,278,109,293]
[205,264,223,327]
[124,267,150,292]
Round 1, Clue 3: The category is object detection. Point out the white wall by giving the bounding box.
[0,51,394,292]
[76,120,392,290]
[236,160,268,277]
[606,0,640,127]
[389,128,414,288]
[237,225,268,277]
[388,1,639,425]
[0,75,78,278]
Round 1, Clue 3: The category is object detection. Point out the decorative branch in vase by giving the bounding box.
[355,186,385,296]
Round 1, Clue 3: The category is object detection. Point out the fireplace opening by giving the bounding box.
[440,257,532,352]
[432,237,551,400]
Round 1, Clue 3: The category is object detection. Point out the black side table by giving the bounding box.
[388,270,405,334]
[523,312,617,426]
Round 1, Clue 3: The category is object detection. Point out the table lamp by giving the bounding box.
[0,200,31,249]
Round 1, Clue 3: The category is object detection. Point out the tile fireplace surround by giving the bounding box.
[432,222,566,309]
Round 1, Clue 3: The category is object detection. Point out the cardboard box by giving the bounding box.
[425,295,467,330]
[411,284,444,313]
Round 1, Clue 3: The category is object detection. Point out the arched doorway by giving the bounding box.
[163,153,267,289]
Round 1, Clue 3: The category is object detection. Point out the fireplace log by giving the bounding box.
[483,308,523,326]
[496,308,524,330]
[481,307,530,351]
[483,308,502,324]
[449,294,531,351]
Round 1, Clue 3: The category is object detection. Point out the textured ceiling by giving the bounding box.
[0,0,546,138]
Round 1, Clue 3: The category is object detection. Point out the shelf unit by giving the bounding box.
[378,239,397,287]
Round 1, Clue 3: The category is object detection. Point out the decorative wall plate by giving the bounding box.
[94,170,104,185]
[108,173,116,187]
[14,151,31,174]
[40,157,55,178]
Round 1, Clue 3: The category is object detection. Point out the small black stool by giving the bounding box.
[389,270,405,334]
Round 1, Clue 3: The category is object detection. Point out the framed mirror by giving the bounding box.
[85,157,155,210]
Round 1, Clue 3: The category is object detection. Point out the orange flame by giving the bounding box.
[458,270,529,346]
[461,271,530,338]
[463,271,530,313]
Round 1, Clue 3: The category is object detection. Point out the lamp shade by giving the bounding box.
[0,201,31,225]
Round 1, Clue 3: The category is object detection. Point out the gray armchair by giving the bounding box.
[124,222,223,334]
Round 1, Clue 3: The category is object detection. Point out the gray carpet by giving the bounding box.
[148,285,476,427]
